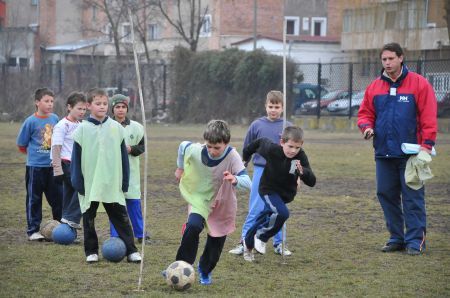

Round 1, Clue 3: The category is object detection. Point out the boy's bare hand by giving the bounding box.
[126,145,131,153]
[223,171,237,184]
[296,160,303,175]
[297,177,302,191]
[174,168,184,183]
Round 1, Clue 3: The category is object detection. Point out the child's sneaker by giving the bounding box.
[228,243,244,255]
[243,240,254,262]
[86,254,99,263]
[28,232,45,241]
[61,218,82,230]
[254,235,266,254]
[274,243,292,256]
[197,264,212,285]
[127,252,142,263]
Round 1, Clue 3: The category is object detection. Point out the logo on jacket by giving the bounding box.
[398,96,409,103]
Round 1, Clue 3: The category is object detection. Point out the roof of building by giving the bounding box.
[43,37,107,52]
[231,34,340,46]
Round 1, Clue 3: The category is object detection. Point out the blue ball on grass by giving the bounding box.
[102,237,127,262]
[52,223,76,245]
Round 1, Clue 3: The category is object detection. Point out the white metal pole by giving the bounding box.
[282,13,287,264]
[127,6,148,291]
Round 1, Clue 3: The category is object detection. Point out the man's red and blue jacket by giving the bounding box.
[357,64,437,158]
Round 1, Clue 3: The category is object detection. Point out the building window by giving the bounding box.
[148,24,159,40]
[92,5,97,22]
[19,58,28,68]
[285,16,300,35]
[122,23,132,42]
[302,17,309,31]
[311,17,327,36]
[8,57,17,67]
[199,14,211,37]
[105,24,113,42]
[31,0,38,5]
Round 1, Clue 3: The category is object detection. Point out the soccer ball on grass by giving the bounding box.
[165,260,195,291]
[40,219,60,241]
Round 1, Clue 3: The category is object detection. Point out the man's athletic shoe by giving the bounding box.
[381,242,405,252]
[197,264,212,285]
[86,254,99,263]
[28,232,45,241]
[406,247,422,256]
[127,252,142,263]
[254,235,266,254]
[228,243,244,255]
[274,243,292,256]
[243,240,254,262]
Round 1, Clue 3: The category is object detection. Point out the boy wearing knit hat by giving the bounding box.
[109,94,150,244]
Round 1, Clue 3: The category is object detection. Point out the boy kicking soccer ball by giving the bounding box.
[171,120,251,285]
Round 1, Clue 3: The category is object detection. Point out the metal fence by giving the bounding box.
[293,59,450,118]
[40,62,169,120]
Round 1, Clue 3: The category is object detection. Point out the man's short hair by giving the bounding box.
[203,120,231,144]
[86,88,107,103]
[266,90,284,106]
[34,88,54,101]
[281,126,304,143]
[380,43,404,58]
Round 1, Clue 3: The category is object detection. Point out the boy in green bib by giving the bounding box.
[71,88,141,263]
[109,94,149,243]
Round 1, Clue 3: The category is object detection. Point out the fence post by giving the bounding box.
[316,63,322,119]
[348,62,353,119]
[57,60,62,93]
[416,59,422,75]
[163,63,167,110]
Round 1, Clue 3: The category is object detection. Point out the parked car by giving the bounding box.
[298,90,350,115]
[327,90,365,116]
[437,92,450,117]
[292,83,328,115]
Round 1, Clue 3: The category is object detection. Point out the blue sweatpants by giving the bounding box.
[110,199,145,238]
[61,161,82,225]
[25,166,62,235]
[241,165,284,247]
[244,193,289,249]
[376,158,426,251]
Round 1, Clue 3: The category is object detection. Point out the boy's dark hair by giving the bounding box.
[86,88,107,103]
[67,92,87,107]
[281,126,304,143]
[34,88,54,101]
[380,43,404,58]
[203,120,231,144]
[266,90,283,106]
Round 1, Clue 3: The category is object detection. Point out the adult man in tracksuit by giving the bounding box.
[357,43,437,256]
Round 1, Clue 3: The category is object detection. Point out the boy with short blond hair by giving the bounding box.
[71,88,141,263]
[242,126,316,262]
[229,90,293,256]
[17,88,62,241]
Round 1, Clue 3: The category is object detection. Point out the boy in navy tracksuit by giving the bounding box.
[16,88,62,241]
[358,43,437,255]
[241,126,316,262]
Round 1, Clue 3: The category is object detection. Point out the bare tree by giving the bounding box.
[445,0,450,42]
[156,0,209,52]
[81,0,130,91]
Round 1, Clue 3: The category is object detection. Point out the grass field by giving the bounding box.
[0,122,449,297]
